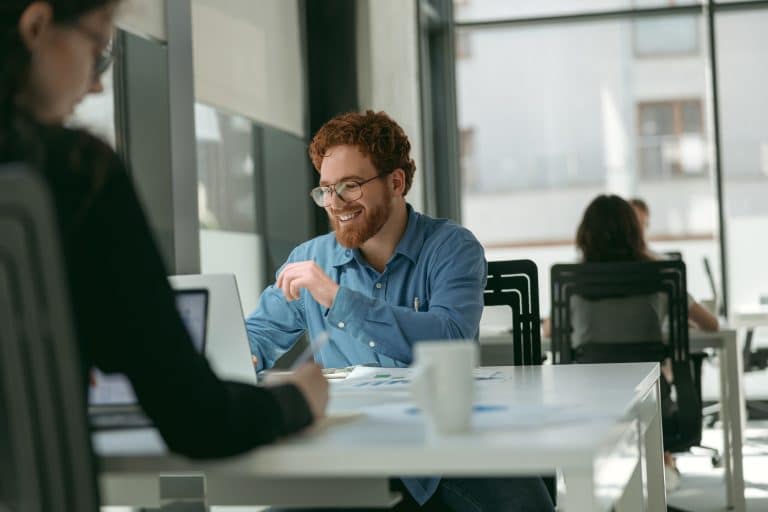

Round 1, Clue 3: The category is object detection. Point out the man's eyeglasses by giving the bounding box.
[310,174,385,207]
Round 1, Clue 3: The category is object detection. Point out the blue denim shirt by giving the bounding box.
[246,205,487,504]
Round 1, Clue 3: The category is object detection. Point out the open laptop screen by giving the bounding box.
[89,289,209,407]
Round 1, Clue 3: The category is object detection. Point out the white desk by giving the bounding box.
[96,363,664,511]
[479,328,747,512]
[732,306,768,329]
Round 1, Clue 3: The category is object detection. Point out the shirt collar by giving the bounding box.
[393,204,424,264]
[329,204,424,268]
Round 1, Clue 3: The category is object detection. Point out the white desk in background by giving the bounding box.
[732,306,768,330]
[479,327,746,512]
[96,363,665,511]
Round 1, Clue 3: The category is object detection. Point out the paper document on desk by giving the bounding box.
[335,367,507,389]
[333,367,413,389]
[362,402,605,431]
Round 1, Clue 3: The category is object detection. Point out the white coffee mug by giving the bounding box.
[411,340,478,437]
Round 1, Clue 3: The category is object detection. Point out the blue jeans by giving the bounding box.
[431,477,554,512]
[270,476,554,512]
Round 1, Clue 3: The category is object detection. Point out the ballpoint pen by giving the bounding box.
[290,330,330,369]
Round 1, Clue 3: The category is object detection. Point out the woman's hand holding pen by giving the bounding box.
[277,261,339,308]
[284,363,329,421]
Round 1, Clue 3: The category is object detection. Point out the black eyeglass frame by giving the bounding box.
[309,172,390,207]
[67,22,114,78]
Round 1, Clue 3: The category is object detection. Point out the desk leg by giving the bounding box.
[644,380,666,512]
[720,335,734,509]
[562,468,598,512]
[722,330,747,512]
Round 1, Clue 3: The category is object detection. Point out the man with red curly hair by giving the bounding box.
[246,111,553,511]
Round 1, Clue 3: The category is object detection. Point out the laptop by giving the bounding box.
[89,288,209,429]
[168,273,256,384]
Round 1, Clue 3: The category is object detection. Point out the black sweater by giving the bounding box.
[0,121,312,458]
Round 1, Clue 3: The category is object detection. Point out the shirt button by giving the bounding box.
[337,321,345,329]
[369,340,376,348]
[375,283,383,289]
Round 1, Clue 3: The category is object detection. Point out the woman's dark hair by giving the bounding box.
[576,194,649,263]
[0,0,115,125]
[0,0,119,220]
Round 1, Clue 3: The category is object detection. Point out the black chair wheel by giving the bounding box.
[711,454,723,468]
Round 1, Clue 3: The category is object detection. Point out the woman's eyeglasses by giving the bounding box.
[70,23,114,78]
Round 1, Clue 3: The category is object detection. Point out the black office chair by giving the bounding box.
[550,260,703,455]
[483,259,543,366]
[0,164,100,511]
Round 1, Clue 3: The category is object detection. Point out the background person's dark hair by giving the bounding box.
[0,0,116,126]
[629,197,649,215]
[576,194,650,263]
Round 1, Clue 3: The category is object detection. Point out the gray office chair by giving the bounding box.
[0,163,100,511]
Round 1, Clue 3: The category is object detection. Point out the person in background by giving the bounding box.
[0,0,327,459]
[629,197,650,236]
[573,194,718,490]
[246,110,554,511]
[575,195,718,334]
[629,196,669,259]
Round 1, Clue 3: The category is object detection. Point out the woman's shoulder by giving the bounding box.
[30,124,126,197]
[37,124,119,172]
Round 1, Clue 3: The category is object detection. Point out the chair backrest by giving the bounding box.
[551,260,690,364]
[0,164,100,511]
[483,259,542,366]
[550,259,701,450]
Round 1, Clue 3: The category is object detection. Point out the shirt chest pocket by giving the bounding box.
[412,296,429,312]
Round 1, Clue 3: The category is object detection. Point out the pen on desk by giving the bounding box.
[413,297,420,312]
[290,331,330,370]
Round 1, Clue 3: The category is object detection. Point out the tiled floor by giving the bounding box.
[667,421,768,512]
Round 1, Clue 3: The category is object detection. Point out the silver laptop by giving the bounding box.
[168,273,256,385]
[89,288,209,429]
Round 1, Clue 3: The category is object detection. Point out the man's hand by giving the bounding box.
[276,261,339,308]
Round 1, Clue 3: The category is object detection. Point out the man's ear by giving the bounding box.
[390,168,407,196]
[18,2,54,51]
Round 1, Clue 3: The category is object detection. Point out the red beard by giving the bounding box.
[329,200,390,248]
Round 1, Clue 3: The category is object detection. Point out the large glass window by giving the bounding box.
[717,10,768,314]
[454,0,699,23]
[195,103,265,314]
[196,103,257,233]
[455,10,719,312]
[633,15,699,57]
[637,99,706,178]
